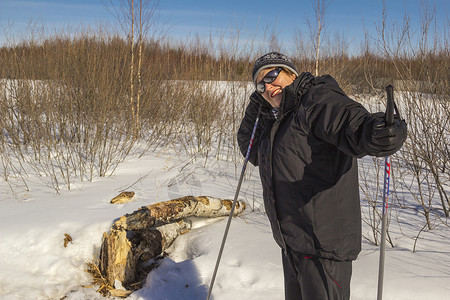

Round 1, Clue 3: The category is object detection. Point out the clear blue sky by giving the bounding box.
[0,0,448,54]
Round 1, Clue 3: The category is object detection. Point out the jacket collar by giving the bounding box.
[278,72,315,118]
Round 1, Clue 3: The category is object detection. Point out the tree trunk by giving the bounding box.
[96,196,245,295]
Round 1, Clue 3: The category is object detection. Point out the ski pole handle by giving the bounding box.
[385,85,394,126]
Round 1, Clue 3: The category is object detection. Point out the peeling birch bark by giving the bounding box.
[96,196,245,295]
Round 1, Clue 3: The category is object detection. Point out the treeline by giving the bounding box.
[1,34,448,92]
[0,36,248,82]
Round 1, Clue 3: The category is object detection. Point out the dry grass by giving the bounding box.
[86,260,115,297]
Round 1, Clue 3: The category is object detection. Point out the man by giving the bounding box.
[237,52,407,300]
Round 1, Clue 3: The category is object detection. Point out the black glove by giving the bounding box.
[249,91,274,120]
[249,90,265,104]
[366,112,407,157]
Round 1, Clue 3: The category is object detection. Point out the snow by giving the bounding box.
[1,133,450,299]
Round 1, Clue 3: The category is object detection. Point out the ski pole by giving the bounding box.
[207,103,262,300]
[377,85,395,300]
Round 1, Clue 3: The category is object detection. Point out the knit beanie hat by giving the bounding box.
[252,52,299,85]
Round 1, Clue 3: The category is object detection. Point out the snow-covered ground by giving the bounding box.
[1,142,449,300]
[0,78,449,299]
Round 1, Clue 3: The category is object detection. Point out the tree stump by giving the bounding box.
[95,196,245,296]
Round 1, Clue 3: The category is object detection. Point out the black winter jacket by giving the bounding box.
[238,73,387,261]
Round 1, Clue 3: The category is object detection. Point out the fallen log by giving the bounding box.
[95,196,245,296]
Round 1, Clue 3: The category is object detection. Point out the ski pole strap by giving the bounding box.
[385,85,394,126]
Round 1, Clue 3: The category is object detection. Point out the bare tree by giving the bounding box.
[269,32,282,53]
[372,0,449,245]
[106,0,160,137]
[306,0,332,76]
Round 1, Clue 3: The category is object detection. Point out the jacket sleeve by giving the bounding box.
[300,82,405,158]
[237,94,270,166]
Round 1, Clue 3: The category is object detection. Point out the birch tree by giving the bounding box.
[106,0,159,137]
[307,0,331,76]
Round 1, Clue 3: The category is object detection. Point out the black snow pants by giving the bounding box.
[282,250,352,300]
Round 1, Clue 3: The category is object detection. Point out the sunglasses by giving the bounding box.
[256,67,283,94]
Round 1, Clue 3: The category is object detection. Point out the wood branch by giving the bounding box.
[96,196,245,295]
[111,191,135,204]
